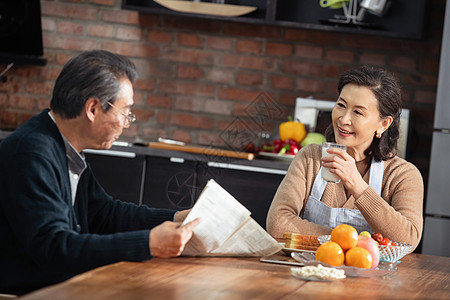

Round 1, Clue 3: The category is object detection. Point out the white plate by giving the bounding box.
[258,152,295,161]
[280,243,316,255]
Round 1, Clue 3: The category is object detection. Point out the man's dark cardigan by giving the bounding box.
[0,110,176,295]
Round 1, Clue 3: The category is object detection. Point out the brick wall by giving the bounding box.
[0,0,446,189]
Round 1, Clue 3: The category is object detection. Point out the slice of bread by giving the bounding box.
[285,243,319,251]
[284,232,320,250]
[283,232,320,242]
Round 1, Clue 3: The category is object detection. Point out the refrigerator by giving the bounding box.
[421,1,450,257]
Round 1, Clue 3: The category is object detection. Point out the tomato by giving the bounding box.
[289,144,299,155]
[261,138,301,155]
[379,238,391,246]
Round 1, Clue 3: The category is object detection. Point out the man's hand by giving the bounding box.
[149,218,200,258]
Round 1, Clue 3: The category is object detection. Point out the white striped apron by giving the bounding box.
[302,157,384,233]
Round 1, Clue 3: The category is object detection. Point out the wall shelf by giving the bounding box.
[123,0,269,24]
[122,0,426,39]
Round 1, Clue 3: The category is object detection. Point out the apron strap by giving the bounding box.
[302,156,385,232]
[310,168,327,200]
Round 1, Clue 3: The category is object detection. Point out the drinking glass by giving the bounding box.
[321,142,347,183]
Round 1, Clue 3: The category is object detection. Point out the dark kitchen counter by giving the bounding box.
[1,129,291,172]
[92,142,291,173]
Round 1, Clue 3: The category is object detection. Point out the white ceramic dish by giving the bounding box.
[258,152,295,161]
[280,242,316,255]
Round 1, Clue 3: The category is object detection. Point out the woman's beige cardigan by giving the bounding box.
[266,143,424,250]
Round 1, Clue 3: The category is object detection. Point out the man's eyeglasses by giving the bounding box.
[106,101,136,126]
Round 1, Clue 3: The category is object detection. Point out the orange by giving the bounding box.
[331,224,359,250]
[315,241,344,267]
[345,247,373,269]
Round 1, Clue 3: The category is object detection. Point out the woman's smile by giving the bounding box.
[337,126,354,137]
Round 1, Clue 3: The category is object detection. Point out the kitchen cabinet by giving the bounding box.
[142,155,200,210]
[84,149,145,206]
[196,161,285,229]
[122,0,426,39]
[84,145,289,229]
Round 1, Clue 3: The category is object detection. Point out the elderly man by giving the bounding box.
[0,50,199,295]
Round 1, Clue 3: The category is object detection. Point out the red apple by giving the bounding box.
[357,236,381,268]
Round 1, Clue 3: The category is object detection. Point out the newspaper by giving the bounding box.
[181,179,283,257]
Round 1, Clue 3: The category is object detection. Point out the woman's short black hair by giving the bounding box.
[50,50,138,119]
[325,65,402,161]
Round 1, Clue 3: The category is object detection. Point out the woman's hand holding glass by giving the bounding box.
[321,147,369,199]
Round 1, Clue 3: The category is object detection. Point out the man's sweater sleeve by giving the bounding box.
[4,150,172,276]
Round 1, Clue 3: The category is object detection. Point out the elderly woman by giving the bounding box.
[266,65,423,249]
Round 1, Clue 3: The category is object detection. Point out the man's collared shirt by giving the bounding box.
[48,111,86,205]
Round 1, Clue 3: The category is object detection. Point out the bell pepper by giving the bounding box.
[279,116,306,143]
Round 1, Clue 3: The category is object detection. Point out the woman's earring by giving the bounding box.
[376,131,382,138]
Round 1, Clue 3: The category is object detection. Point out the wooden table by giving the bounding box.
[19,253,450,300]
